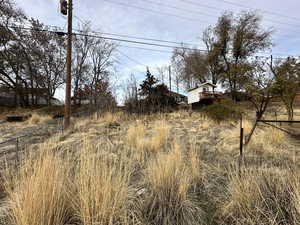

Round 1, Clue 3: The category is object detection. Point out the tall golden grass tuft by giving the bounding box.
[126,122,146,149]
[140,143,204,225]
[73,140,134,225]
[126,120,170,165]
[248,127,287,156]
[25,113,52,125]
[221,168,300,225]
[148,120,170,151]
[101,111,123,124]
[188,145,202,184]
[5,150,72,225]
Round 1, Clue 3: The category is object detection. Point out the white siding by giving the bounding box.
[202,84,214,92]
[188,88,201,104]
[188,84,215,104]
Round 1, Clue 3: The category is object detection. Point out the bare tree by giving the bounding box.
[28,19,66,105]
[72,22,93,105]
[244,59,275,145]
[0,0,28,106]
[0,1,66,106]
[87,37,116,108]
[171,46,204,90]
[156,65,168,85]
[123,73,139,112]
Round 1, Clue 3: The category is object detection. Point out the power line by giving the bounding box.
[117,49,147,67]
[114,55,147,74]
[211,0,300,22]
[72,31,207,52]
[7,25,298,59]
[141,0,217,19]
[83,30,198,47]
[119,45,173,54]
[180,0,300,31]
[73,14,199,47]
[8,25,205,52]
[102,0,208,23]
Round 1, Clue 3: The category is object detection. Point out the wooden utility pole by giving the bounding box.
[64,0,73,129]
[169,65,171,92]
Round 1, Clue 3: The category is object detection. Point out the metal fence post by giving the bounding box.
[238,114,244,176]
[15,137,19,165]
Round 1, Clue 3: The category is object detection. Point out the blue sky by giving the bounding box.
[14,0,300,103]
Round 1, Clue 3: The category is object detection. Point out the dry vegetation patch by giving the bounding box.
[221,168,300,225]
[73,140,134,225]
[1,110,300,225]
[25,113,52,125]
[139,143,204,225]
[4,150,72,225]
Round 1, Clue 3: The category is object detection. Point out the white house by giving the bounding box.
[188,82,217,104]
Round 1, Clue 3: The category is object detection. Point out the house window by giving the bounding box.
[203,87,207,92]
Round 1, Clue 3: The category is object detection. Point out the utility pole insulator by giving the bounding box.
[60,0,68,15]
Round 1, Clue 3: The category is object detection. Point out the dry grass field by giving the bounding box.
[0,108,300,225]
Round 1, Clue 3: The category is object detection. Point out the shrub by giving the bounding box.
[201,100,241,122]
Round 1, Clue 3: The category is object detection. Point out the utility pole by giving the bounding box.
[270,55,273,69]
[169,65,171,92]
[64,0,73,129]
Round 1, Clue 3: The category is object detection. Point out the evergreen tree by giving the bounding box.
[139,67,158,98]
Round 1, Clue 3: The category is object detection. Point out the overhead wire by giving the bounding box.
[141,0,218,19]
[6,25,299,59]
[180,0,300,30]
[86,30,198,47]
[210,0,300,21]
[100,0,300,38]
[119,45,173,54]
[7,25,204,51]
[101,0,209,23]
[73,1,299,48]
[116,49,148,67]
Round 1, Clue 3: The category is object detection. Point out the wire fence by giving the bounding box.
[0,108,106,169]
[0,117,65,169]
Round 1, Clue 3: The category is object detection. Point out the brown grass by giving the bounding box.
[126,120,170,165]
[73,139,134,225]
[1,109,300,225]
[4,150,72,225]
[139,143,204,225]
[221,168,300,225]
[25,113,52,125]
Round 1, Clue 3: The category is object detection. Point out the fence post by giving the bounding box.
[15,137,19,165]
[240,128,244,157]
[239,113,244,157]
[238,114,244,175]
[61,117,64,133]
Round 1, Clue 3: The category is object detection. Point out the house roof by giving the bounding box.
[198,82,217,87]
[188,82,217,92]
